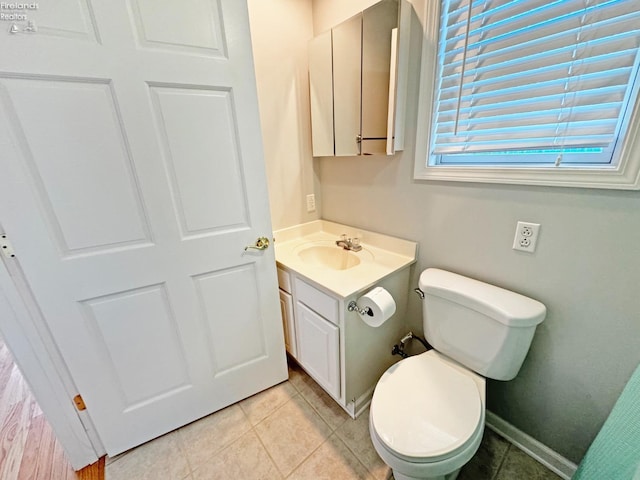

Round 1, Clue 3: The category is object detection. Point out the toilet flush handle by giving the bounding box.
[414,287,425,299]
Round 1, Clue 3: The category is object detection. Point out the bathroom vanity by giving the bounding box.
[274,220,417,417]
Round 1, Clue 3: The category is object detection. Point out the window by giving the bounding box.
[414,0,640,189]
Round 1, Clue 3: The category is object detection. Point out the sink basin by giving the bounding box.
[297,245,367,271]
[274,220,417,297]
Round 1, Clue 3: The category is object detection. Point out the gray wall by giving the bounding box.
[317,43,640,463]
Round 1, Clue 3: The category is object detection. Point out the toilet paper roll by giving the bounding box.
[357,287,396,327]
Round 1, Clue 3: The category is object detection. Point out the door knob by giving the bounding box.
[244,237,270,251]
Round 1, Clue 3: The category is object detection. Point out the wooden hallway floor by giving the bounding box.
[0,336,104,480]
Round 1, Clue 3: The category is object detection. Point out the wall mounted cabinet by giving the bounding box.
[309,0,413,157]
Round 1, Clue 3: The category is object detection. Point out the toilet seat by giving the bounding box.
[370,350,483,463]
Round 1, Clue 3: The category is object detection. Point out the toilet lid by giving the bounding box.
[370,351,482,461]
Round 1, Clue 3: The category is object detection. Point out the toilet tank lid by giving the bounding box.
[419,269,546,327]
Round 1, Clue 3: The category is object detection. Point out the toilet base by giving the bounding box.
[370,411,484,480]
[392,468,460,480]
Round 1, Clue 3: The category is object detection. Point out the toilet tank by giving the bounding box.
[419,269,546,381]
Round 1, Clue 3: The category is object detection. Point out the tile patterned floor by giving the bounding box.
[105,360,562,480]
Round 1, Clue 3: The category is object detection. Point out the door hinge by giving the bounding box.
[1,234,16,259]
[73,394,87,411]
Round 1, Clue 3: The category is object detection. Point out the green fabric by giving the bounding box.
[574,362,640,480]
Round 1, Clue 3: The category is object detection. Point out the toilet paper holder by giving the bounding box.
[347,301,373,317]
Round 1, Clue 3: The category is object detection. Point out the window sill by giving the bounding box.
[413,162,640,190]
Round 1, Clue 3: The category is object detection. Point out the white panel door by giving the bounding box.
[0,0,286,455]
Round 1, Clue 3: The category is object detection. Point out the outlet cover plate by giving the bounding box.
[306,194,316,213]
[513,221,540,253]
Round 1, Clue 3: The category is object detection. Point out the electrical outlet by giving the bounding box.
[512,221,540,253]
[306,194,316,212]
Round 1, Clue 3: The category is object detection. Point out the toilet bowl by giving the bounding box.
[369,268,546,480]
[369,350,486,480]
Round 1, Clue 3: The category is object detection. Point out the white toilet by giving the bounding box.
[369,268,546,480]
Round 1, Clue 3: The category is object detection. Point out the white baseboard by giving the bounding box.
[343,386,375,419]
[485,410,577,480]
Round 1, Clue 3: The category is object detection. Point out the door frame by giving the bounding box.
[0,244,103,469]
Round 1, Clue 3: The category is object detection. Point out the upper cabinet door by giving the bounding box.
[362,0,399,155]
[309,30,335,156]
[308,0,410,158]
[332,13,363,157]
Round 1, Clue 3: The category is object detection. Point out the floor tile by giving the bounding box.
[335,408,391,480]
[177,404,251,470]
[495,446,562,480]
[289,434,373,480]
[191,430,281,480]
[254,394,332,476]
[296,374,349,431]
[105,431,189,480]
[458,428,510,480]
[102,362,563,480]
[239,381,298,426]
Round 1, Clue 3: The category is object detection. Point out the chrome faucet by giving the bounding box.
[336,234,362,252]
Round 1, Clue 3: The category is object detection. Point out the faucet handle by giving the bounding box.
[340,233,347,241]
[351,237,361,248]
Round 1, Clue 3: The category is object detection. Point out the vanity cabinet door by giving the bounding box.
[296,303,340,398]
[279,289,297,358]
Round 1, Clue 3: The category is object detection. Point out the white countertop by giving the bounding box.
[274,220,417,298]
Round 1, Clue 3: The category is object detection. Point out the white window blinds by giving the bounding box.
[431,0,640,164]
